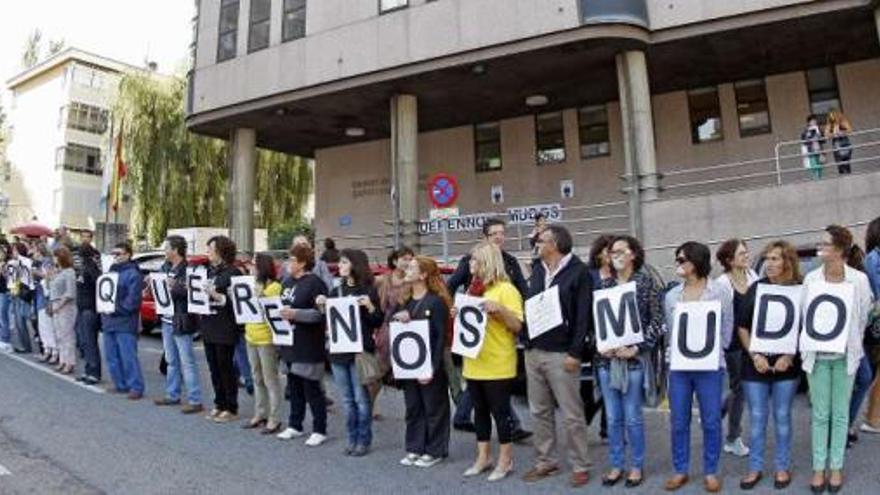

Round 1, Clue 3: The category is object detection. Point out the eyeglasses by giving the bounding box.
[610,249,631,257]
[675,257,688,265]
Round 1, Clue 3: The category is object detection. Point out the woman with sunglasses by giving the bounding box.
[663,242,734,493]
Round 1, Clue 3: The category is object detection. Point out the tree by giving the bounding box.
[113,72,313,246]
[48,38,65,56]
[21,29,42,69]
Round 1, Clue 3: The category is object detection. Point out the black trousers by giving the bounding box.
[580,379,607,438]
[288,372,327,434]
[403,371,450,458]
[75,309,102,379]
[204,342,238,414]
[468,379,514,444]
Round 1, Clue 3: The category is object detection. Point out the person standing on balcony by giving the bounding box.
[859,217,880,435]
[825,110,853,175]
[801,114,825,180]
[803,225,872,493]
[714,239,758,459]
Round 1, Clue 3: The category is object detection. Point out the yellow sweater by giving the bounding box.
[244,281,282,346]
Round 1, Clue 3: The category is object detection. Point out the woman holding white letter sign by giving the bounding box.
[802,226,872,493]
[663,242,733,493]
[594,236,662,488]
[735,241,802,490]
[454,242,523,482]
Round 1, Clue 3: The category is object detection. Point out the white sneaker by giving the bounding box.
[0,343,12,353]
[276,427,304,440]
[723,437,750,457]
[400,453,420,466]
[414,454,443,468]
[304,433,327,447]
[860,423,880,434]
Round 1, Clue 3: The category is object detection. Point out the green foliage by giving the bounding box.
[114,73,312,246]
[21,29,41,69]
[268,220,314,250]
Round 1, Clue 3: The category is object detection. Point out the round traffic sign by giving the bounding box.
[427,173,459,208]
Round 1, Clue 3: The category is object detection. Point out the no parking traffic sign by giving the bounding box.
[427,173,459,208]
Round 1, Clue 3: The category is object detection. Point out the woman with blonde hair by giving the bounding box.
[825,110,853,175]
[458,242,523,482]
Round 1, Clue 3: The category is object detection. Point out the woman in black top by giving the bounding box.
[201,236,243,424]
[276,244,329,447]
[736,240,802,490]
[393,256,451,469]
[317,249,383,456]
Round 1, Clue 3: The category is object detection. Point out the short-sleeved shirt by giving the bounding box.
[736,277,800,382]
[463,281,523,381]
[245,281,283,346]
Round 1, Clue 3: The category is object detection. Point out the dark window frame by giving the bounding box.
[379,0,409,14]
[65,102,109,135]
[56,143,103,176]
[734,79,772,138]
[474,122,502,173]
[805,66,843,123]
[535,111,567,166]
[687,86,724,145]
[577,104,611,159]
[247,0,271,53]
[282,0,307,42]
[217,0,240,62]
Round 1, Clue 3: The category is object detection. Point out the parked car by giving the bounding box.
[134,252,209,335]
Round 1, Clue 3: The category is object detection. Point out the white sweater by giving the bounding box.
[801,265,873,375]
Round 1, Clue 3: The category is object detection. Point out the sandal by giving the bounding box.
[602,470,624,487]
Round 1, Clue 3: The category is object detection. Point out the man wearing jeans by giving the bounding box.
[521,225,594,487]
[153,236,203,414]
[101,242,145,400]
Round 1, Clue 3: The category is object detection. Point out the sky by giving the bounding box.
[1,0,195,104]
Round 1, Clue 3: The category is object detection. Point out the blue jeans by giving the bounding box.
[598,362,646,470]
[75,309,102,379]
[454,387,524,430]
[104,331,144,394]
[849,355,873,426]
[161,321,202,405]
[332,361,372,447]
[0,293,10,344]
[743,378,798,473]
[12,297,33,352]
[234,337,253,388]
[669,370,724,476]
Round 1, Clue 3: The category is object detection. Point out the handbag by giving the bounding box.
[355,351,383,385]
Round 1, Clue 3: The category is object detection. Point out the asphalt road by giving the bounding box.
[1,335,879,494]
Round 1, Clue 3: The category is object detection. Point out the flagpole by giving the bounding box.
[102,117,115,251]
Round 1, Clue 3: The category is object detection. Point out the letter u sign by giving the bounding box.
[670,300,722,371]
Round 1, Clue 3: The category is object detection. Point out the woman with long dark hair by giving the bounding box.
[393,256,452,469]
[318,249,383,456]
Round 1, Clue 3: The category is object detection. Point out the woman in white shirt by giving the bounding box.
[802,225,872,493]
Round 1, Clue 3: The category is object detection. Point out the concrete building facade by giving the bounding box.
[186,0,880,273]
[3,49,138,234]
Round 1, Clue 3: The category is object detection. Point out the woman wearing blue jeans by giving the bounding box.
[735,241,802,490]
[596,236,663,488]
[663,242,734,493]
[318,249,383,456]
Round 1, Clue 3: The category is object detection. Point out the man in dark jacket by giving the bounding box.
[101,242,145,400]
[153,235,204,413]
[74,243,102,385]
[446,217,532,441]
[521,225,593,487]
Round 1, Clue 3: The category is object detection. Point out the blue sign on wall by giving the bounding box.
[339,215,353,228]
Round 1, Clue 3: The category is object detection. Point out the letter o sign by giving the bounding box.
[392,331,427,370]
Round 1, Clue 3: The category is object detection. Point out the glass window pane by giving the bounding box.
[220,4,239,33]
[380,0,408,13]
[735,79,771,137]
[249,20,270,52]
[578,105,607,126]
[475,122,500,143]
[285,0,306,11]
[688,87,723,144]
[807,67,837,92]
[536,112,566,164]
[218,32,237,61]
[474,122,502,172]
[283,11,306,41]
[250,0,270,22]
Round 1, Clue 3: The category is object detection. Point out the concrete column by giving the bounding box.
[390,94,419,248]
[876,5,880,46]
[229,127,256,253]
[617,50,658,201]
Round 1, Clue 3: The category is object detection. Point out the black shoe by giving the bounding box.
[846,432,858,449]
[740,472,762,490]
[82,376,100,386]
[810,481,827,494]
[828,483,842,493]
[75,375,88,383]
[511,428,533,443]
[350,444,369,457]
[624,476,643,488]
[773,472,792,490]
[602,471,623,487]
[453,422,475,433]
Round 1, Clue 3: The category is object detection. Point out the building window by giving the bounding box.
[807,67,841,120]
[380,0,408,14]
[56,144,102,176]
[65,103,109,135]
[688,86,723,144]
[536,112,566,165]
[474,122,502,173]
[578,105,610,158]
[248,0,271,52]
[282,0,307,42]
[217,0,239,62]
[734,79,771,137]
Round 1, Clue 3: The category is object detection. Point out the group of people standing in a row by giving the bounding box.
[3,214,880,493]
[801,110,855,180]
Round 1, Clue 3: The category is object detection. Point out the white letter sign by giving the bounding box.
[150,273,174,317]
[593,282,644,353]
[96,273,119,314]
[749,284,803,355]
[670,300,722,371]
[451,294,488,359]
[390,320,433,380]
[326,296,364,354]
[525,285,563,340]
[19,257,34,290]
[799,281,853,354]
[230,276,263,324]
[186,266,211,315]
[260,296,293,346]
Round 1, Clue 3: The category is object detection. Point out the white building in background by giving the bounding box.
[2,48,140,234]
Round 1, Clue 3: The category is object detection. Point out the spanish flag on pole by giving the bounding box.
[109,122,127,213]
